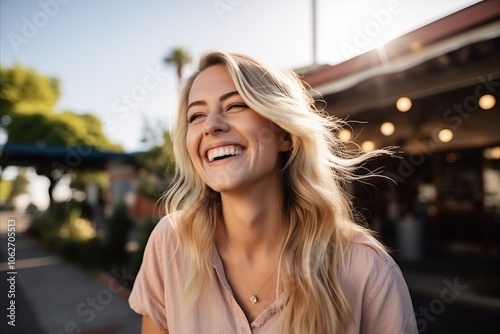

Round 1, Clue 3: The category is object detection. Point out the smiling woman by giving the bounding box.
[185,64,291,195]
[129,51,418,334]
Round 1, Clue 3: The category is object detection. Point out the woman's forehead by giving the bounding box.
[188,65,236,100]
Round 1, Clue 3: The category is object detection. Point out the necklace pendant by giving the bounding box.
[250,295,258,304]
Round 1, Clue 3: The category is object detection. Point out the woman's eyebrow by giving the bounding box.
[186,90,240,113]
[186,100,206,113]
[219,90,240,102]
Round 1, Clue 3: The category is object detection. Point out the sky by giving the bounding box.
[0,0,483,209]
[0,0,482,152]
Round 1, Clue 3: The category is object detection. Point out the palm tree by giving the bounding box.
[164,47,192,82]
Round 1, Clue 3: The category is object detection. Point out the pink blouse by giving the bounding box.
[129,216,418,333]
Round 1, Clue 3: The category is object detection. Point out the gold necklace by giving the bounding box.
[226,242,279,305]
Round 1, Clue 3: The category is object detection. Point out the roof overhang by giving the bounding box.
[0,143,139,173]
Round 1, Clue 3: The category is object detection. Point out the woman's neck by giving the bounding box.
[217,185,284,263]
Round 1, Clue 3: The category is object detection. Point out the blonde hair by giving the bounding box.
[164,51,388,333]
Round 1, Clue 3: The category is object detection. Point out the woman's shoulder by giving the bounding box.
[150,213,181,235]
[341,231,417,333]
[340,231,403,310]
[146,213,183,250]
[137,213,188,277]
[342,230,398,282]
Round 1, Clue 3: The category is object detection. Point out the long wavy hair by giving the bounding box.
[164,51,388,333]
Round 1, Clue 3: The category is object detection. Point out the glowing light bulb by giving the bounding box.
[339,128,352,142]
[479,94,495,110]
[438,129,453,143]
[396,97,412,112]
[361,140,375,151]
[380,122,395,136]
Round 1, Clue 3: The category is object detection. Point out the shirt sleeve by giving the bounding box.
[128,217,170,331]
[360,251,418,334]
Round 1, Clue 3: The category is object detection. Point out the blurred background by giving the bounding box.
[0,0,499,333]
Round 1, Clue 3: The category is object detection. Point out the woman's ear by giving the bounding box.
[279,132,293,152]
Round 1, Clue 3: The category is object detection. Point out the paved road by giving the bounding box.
[0,269,45,334]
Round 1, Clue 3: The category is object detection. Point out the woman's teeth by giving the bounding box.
[207,145,243,162]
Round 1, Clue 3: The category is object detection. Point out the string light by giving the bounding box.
[396,97,412,112]
[338,128,352,142]
[479,94,496,110]
[380,122,395,136]
[438,129,453,143]
[361,140,375,151]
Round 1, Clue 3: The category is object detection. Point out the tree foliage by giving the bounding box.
[138,131,175,177]
[6,111,120,150]
[0,64,59,116]
[0,178,12,203]
[164,47,191,81]
[1,64,119,150]
[136,131,176,200]
[1,64,121,203]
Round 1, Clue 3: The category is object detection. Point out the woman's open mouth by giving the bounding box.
[207,145,245,162]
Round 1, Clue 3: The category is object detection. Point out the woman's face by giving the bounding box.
[185,64,290,193]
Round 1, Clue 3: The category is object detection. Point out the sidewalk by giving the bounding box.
[0,211,141,334]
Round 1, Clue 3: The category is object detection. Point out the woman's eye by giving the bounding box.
[227,103,248,112]
[187,113,204,124]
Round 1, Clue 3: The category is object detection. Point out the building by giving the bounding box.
[299,0,500,256]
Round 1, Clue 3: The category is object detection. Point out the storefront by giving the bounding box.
[300,1,500,254]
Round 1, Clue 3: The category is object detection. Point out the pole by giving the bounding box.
[312,0,317,65]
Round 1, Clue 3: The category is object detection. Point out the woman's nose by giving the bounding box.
[203,111,230,135]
